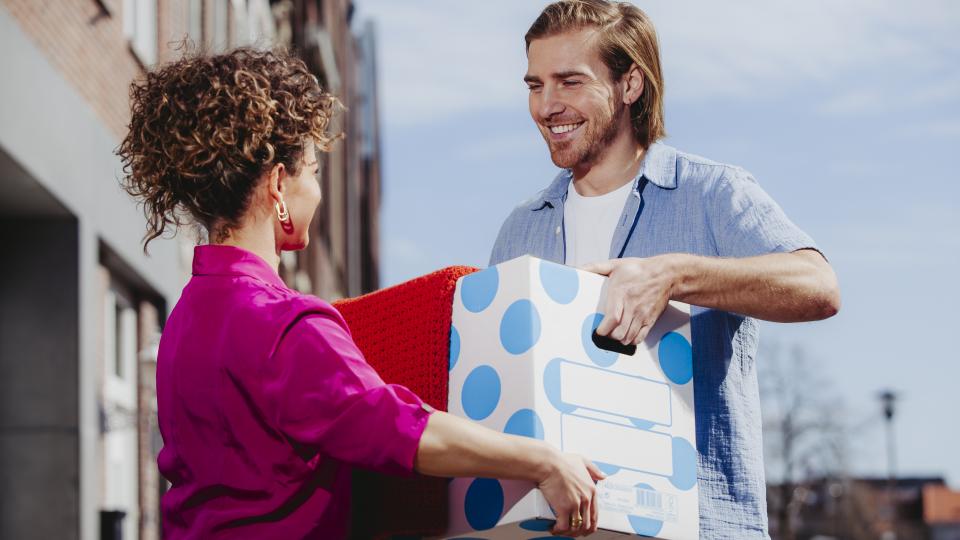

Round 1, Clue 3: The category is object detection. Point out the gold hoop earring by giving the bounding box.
[276,200,290,222]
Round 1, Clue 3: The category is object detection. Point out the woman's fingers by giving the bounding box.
[590,485,600,533]
[557,497,590,536]
[540,453,605,536]
[580,496,592,534]
[584,459,606,482]
[552,508,571,535]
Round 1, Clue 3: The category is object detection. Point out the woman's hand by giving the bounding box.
[536,449,605,536]
[415,412,605,535]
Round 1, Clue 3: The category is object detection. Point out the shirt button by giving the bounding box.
[555,226,561,235]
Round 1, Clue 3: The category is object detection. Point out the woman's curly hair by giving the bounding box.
[117,47,341,251]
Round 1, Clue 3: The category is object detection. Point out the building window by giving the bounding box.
[211,0,229,50]
[229,0,249,47]
[103,284,137,408]
[188,0,204,43]
[113,294,131,378]
[101,279,139,540]
[123,0,158,65]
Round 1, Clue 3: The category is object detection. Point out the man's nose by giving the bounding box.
[538,87,565,121]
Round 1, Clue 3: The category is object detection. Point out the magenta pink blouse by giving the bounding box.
[156,245,431,538]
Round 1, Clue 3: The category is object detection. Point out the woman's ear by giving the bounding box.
[623,63,644,106]
[266,163,287,204]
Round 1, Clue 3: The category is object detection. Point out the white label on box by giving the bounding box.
[560,414,673,476]
[598,481,680,524]
[559,360,672,426]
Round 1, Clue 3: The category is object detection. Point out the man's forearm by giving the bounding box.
[666,249,840,322]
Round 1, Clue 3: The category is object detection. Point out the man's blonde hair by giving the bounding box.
[526,0,666,149]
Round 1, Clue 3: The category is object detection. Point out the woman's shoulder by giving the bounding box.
[260,286,345,331]
[223,285,351,362]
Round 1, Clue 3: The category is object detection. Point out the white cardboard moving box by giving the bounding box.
[444,255,698,539]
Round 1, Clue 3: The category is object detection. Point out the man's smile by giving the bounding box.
[545,121,585,140]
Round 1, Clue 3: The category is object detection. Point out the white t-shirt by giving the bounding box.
[563,178,634,267]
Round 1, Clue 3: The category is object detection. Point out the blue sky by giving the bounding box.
[354,1,960,485]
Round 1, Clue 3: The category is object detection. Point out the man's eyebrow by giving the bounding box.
[553,70,589,79]
[524,70,590,84]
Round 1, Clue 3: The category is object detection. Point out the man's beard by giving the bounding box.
[546,99,627,170]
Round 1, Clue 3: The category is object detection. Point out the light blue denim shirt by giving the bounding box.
[490,142,818,539]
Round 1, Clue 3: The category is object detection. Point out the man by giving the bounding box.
[489,1,841,538]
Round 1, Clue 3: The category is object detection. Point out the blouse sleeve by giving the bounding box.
[261,312,432,476]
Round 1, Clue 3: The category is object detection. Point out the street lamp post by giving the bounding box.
[878,389,898,540]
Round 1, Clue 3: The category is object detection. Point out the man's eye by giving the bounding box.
[527,85,542,92]
[563,80,582,87]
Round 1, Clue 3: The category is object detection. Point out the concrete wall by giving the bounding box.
[0,5,186,539]
[0,218,80,539]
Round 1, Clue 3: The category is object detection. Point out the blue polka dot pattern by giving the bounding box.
[503,409,545,440]
[449,325,460,371]
[594,462,621,476]
[464,478,504,530]
[461,267,499,313]
[658,332,693,385]
[499,299,541,355]
[581,313,618,367]
[544,358,576,413]
[630,418,656,430]
[539,259,579,304]
[519,518,554,531]
[670,437,698,490]
[628,483,664,536]
[461,366,501,420]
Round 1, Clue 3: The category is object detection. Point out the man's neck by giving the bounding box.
[571,132,645,197]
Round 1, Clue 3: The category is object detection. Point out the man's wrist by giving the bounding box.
[658,253,693,300]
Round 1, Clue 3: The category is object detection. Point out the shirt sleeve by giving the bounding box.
[489,209,517,266]
[262,313,432,476]
[710,167,820,258]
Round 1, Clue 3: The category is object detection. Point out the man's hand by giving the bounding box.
[583,250,840,330]
[581,255,678,346]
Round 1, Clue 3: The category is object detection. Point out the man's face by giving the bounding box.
[525,28,630,170]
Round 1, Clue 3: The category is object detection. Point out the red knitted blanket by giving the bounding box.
[332,265,479,539]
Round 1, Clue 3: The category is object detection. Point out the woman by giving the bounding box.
[118,48,602,538]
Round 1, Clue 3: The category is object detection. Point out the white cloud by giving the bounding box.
[355,1,540,125]
[355,1,960,125]
[645,0,960,103]
[818,74,960,117]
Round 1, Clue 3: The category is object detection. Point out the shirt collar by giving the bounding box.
[637,141,678,190]
[191,244,288,289]
[528,141,678,210]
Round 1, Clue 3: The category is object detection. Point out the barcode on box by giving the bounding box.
[637,487,663,509]
[634,487,679,523]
